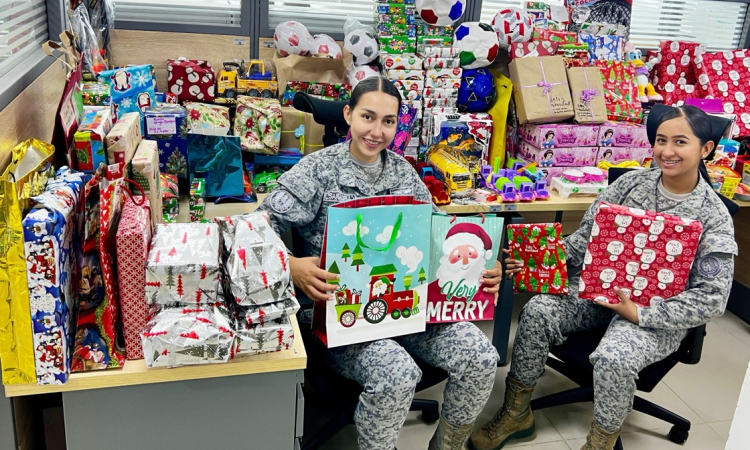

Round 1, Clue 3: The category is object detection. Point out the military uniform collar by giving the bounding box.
[335,141,401,195]
[632,169,709,219]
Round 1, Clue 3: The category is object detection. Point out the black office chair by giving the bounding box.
[293,92,350,147]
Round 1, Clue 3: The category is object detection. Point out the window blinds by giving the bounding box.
[0,0,49,78]
[115,0,243,28]
[268,0,375,34]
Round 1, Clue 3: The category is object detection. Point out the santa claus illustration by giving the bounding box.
[428,222,494,303]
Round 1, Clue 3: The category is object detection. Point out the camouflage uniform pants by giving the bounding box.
[324,322,499,450]
[509,278,688,433]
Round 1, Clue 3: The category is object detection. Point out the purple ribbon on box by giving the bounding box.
[522,58,569,120]
[578,68,601,120]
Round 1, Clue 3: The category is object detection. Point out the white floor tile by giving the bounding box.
[566,423,725,450]
[708,420,733,441]
[714,311,750,349]
[620,382,704,433]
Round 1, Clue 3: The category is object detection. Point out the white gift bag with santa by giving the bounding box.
[426,214,504,323]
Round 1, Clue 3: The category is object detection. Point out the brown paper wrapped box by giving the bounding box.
[509,55,574,124]
[280,106,326,154]
[567,67,608,124]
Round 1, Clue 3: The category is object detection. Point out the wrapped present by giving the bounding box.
[166,59,215,103]
[424,76,461,90]
[422,57,461,69]
[145,223,222,304]
[130,140,162,225]
[105,112,142,165]
[694,50,750,136]
[507,223,569,294]
[517,140,598,167]
[281,81,352,107]
[418,36,452,45]
[386,69,425,81]
[655,40,705,88]
[416,23,453,36]
[423,87,458,99]
[377,23,417,38]
[426,67,462,80]
[232,316,295,358]
[594,60,642,123]
[578,22,628,37]
[144,104,189,178]
[656,83,698,107]
[116,194,153,360]
[280,107,326,154]
[374,3,415,14]
[417,45,458,58]
[579,34,624,62]
[387,103,419,155]
[234,97,283,154]
[376,13,416,25]
[237,297,301,327]
[186,134,244,197]
[509,41,559,60]
[579,202,703,307]
[189,178,206,222]
[380,53,422,70]
[597,122,649,147]
[97,65,156,124]
[184,102,230,136]
[564,57,590,69]
[509,56,574,124]
[596,146,653,165]
[393,79,424,91]
[568,67,608,124]
[73,109,113,173]
[23,168,84,384]
[535,29,577,44]
[526,2,570,29]
[141,304,234,368]
[81,82,110,106]
[520,123,600,148]
[379,35,417,54]
[160,172,179,223]
[557,43,589,59]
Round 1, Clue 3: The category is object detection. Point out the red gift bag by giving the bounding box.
[167,58,216,102]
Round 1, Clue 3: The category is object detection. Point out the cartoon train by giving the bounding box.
[335,264,419,328]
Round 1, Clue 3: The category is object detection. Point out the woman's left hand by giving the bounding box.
[482,260,504,306]
[595,287,639,325]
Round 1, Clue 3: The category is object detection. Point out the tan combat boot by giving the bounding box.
[428,416,474,450]
[468,377,535,450]
[579,421,621,450]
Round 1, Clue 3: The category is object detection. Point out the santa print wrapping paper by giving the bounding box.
[579,202,703,307]
[166,59,216,103]
[426,215,504,323]
[116,195,153,360]
[145,223,222,305]
[693,50,750,136]
[594,60,642,123]
[23,168,84,384]
[654,41,705,89]
[507,223,569,295]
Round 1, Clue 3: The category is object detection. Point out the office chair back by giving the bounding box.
[292,92,350,147]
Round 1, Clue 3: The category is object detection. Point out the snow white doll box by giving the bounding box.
[507,223,570,295]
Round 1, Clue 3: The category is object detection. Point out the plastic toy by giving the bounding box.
[480,160,551,202]
[216,60,278,102]
[422,175,451,205]
[427,144,474,197]
[457,67,496,113]
[624,42,662,103]
[549,168,608,199]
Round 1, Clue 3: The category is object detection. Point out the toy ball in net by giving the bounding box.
[416,0,465,26]
[346,65,380,88]
[274,21,314,57]
[492,7,533,49]
[312,34,343,58]
[453,22,500,69]
[457,67,497,112]
[345,29,379,65]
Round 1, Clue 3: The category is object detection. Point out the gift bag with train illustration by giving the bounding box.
[426,214,504,323]
[314,196,432,348]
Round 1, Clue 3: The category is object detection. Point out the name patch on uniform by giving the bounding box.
[268,189,295,214]
[697,255,723,279]
[323,190,356,204]
[390,188,413,196]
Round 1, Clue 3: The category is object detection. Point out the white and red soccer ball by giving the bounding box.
[311,34,343,59]
[491,7,533,49]
[346,65,380,88]
[274,21,314,57]
[416,0,465,27]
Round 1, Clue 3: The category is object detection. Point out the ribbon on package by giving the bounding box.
[521,58,569,121]
[579,69,600,118]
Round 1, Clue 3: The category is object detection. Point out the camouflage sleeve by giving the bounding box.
[257,156,323,237]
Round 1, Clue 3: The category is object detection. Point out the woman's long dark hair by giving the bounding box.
[348,76,402,110]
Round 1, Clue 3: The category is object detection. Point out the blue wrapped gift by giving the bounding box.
[580,34,624,62]
[23,167,85,385]
[97,65,156,125]
[187,134,244,198]
[144,104,189,179]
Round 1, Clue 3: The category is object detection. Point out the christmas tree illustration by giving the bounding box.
[176,275,184,297]
[166,150,187,177]
[418,267,426,284]
[553,271,562,289]
[328,261,340,286]
[351,244,364,272]
[530,277,539,292]
[165,266,175,289]
[341,243,350,262]
[527,258,537,271]
[543,251,551,269]
[403,274,413,290]
[541,281,549,294]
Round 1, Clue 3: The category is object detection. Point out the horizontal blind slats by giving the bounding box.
[115,0,242,27]
[0,0,48,78]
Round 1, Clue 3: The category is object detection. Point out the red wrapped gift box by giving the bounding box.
[579,202,703,307]
[509,41,558,60]
[654,41,705,87]
[655,82,698,106]
[694,50,750,136]
[507,223,569,295]
[167,59,216,103]
[595,61,643,123]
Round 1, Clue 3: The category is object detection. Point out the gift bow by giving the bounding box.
[580,89,598,103]
[537,80,554,96]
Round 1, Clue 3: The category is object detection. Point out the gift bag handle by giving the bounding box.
[121,178,148,208]
[355,212,402,252]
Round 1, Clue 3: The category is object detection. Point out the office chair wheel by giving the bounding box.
[422,409,440,424]
[668,425,689,444]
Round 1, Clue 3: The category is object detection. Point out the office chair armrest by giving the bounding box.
[680,324,706,365]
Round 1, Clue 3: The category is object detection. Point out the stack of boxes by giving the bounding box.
[375,0,417,55]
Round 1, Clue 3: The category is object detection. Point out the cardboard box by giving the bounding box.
[509,56,574,124]
[597,122,649,148]
[280,107,326,154]
[73,109,113,173]
[105,112,142,165]
[517,140,598,167]
[189,178,206,222]
[130,140,162,225]
[568,67,608,124]
[596,146,653,165]
[520,123,600,148]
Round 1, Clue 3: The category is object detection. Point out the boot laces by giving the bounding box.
[483,404,513,438]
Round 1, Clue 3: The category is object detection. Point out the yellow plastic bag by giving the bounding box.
[0,138,55,384]
[487,70,513,170]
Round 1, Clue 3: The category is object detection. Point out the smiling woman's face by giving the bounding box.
[344,91,400,163]
[653,116,707,181]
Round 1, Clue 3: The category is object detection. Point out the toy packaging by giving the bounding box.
[130,140,162,226]
[423,57,461,69]
[417,45,457,58]
[184,102,231,136]
[144,104,189,178]
[160,172,179,222]
[596,146,653,165]
[280,81,352,106]
[517,140,599,167]
[386,69,425,81]
[377,23,417,38]
[433,112,493,168]
[594,60,643,123]
[376,13,416,25]
[509,56,574,124]
[579,202,703,307]
[387,103,419,155]
[166,58,216,103]
[189,178,206,222]
[23,168,84,384]
[579,34,624,62]
[186,134,244,198]
[81,82,110,106]
[380,53,422,70]
[597,122,649,147]
[548,167,608,198]
[105,111,142,165]
[520,123,600,148]
[379,36,417,54]
[567,67,608,124]
[73,108,113,173]
[507,223,569,294]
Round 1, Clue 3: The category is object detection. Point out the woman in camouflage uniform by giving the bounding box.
[258,76,501,450]
[469,105,738,450]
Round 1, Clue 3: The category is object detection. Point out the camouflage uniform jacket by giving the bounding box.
[258,142,433,258]
[564,168,738,330]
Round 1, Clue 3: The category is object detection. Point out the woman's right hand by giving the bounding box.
[290,256,339,302]
[502,248,523,279]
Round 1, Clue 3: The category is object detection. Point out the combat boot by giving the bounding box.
[428,416,474,450]
[579,421,620,450]
[468,377,535,450]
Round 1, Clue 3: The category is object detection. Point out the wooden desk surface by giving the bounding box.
[3,316,307,397]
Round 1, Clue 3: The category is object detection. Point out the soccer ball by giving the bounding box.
[416,0,465,26]
[311,34,343,59]
[346,65,380,88]
[453,22,499,69]
[492,7,533,49]
[457,68,496,112]
[274,21,313,57]
[345,29,379,65]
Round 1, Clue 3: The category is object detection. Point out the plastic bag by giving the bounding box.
[67,1,107,77]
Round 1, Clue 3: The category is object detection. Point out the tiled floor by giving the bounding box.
[303,295,750,450]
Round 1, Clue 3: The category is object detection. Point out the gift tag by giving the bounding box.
[146,116,177,135]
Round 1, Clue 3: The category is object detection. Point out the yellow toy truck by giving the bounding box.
[216,60,278,103]
[427,144,474,197]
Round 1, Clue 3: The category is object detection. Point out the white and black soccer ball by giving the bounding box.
[274,21,314,57]
[311,34,343,59]
[345,29,379,65]
[491,7,533,49]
